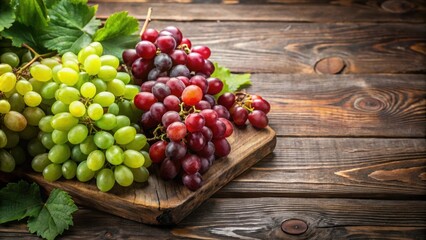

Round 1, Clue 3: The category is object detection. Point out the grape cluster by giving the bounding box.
[0,43,151,192]
[125,26,233,191]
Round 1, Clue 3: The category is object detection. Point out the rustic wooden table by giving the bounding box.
[2,0,426,239]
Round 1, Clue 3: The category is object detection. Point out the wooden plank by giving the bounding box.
[219,137,426,198]
[134,21,425,74]
[92,1,426,22]
[25,126,276,225]
[1,198,425,239]
[247,74,426,137]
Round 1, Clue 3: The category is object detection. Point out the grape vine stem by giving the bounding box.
[16,44,56,76]
[139,7,153,37]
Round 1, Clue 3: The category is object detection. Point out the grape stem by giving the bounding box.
[16,43,56,77]
[235,91,254,112]
[139,7,153,37]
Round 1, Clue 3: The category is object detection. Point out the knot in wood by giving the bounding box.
[381,0,415,14]
[354,96,384,112]
[314,57,345,74]
[281,219,308,235]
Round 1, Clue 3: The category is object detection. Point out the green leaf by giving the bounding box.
[211,62,252,96]
[100,34,139,61]
[28,189,78,240]
[40,0,101,54]
[10,0,48,29]
[0,4,15,32]
[0,181,43,224]
[0,22,44,51]
[94,11,139,42]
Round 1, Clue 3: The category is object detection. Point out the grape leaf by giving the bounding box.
[0,181,42,224]
[211,62,252,96]
[0,22,45,52]
[93,11,139,42]
[10,0,48,29]
[0,3,15,32]
[28,189,78,240]
[100,34,140,61]
[40,0,101,54]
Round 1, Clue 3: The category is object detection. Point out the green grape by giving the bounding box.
[114,126,136,145]
[8,93,25,112]
[23,107,45,126]
[38,116,54,133]
[10,146,26,165]
[24,91,42,107]
[79,135,97,155]
[125,134,147,151]
[87,150,105,171]
[97,65,117,82]
[52,64,62,83]
[63,60,79,72]
[51,112,79,131]
[130,167,149,183]
[4,111,27,132]
[141,151,152,168]
[95,113,117,130]
[76,161,95,182]
[84,54,101,75]
[43,163,62,182]
[40,132,55,149]
[107,79,125,96]
[123,85,139,100]
[0,72,17,92]
[87,103,104,121]
[96,168,115,192]
[80,82,96,98]
[107,103,119,115]
[21,51,32,63]
[75,72,89,90]
[30,64,52,82]
[52,129,68,144]
[0,63,13,75]
[27,138,46,157]
[93,91,115,107]
[68,124,88,144]
[112,115,131,132]
[93,131,114,149]
[114,165,133,187]
[71,145,87,162]
[28,78,43,92]
[56,87,80,104]
[105,145,124,165]
[0,99,11,113]
[0,149,15,173]
[116,72,131,85]
[19,125,39,140]
[40,82,59,99]
[89,42,103,56]
[48,144,71,163]
[41,58,60,69]
[16,79,33,95]
[131,123,141,133]
[51,101,68,114]
[78,46,97,63]
[57,67,79,86]
[117,100,135,122]
[0,129,7,148]
[123,149,144,168]
[100,55,119,69]
[62,160,77,179]
[0,52,19,68]
[91,78,107,93]
[62,52,78,64]
[69,100,86,117]
[31,153,50,172]
[3,128,19,149]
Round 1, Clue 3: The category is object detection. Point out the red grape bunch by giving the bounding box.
[127,26,234,191]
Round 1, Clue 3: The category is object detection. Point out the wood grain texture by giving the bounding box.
[138,21,426,74]
[92,1,426,23]
[218,137,426,198]
[247,74,426,137]
[1,198,425,239]
[25,126,276,224]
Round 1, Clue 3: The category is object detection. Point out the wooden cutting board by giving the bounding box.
[25,126,276,225]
